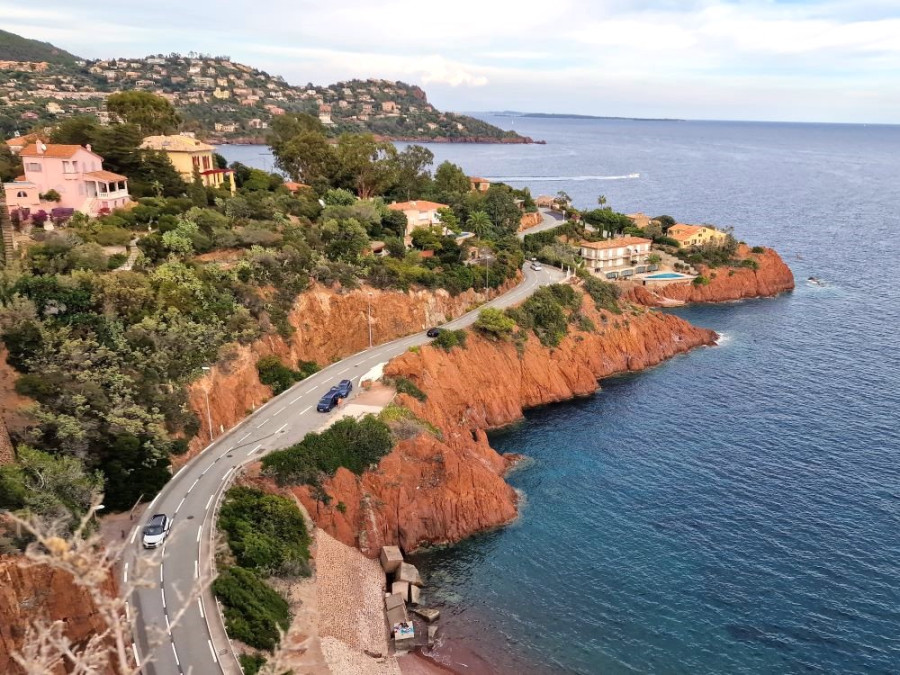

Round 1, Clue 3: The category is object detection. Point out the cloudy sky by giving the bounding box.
[3,0,899,123]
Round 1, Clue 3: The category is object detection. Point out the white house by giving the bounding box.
[579,236,652,272]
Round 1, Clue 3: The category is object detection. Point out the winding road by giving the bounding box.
[125,209,566,675]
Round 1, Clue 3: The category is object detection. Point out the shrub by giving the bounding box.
[213,566,290,651]
[432,328,468,351]
[219,486,311,577]
[740,258,760,270]
[107,253,128,270]
[262,415,393,486]
[751,246,765,254]
[393,376,427,401]
[39,189,61,202]
[519,285,571,347]
[474,308,516,339]
[239,654,267,675]
[256,356,318,395]
[693,275,711,286]
[582,276,621,313]
[379,403,441,440]
[94,226,133,246]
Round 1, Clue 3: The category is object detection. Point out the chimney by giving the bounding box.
[86,143,92,153]
[37,142,46,155]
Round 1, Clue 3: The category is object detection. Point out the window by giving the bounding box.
[202,155,210,170]
[63,160,79,174]
[16,191,28,198]
[26,162,41,172]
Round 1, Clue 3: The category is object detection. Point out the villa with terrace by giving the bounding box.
[579,236,653,275]
[3,142,131,220]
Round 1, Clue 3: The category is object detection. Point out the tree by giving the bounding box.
[483,186,521,235]
[49,116,99,146]
[335,133,397,199]
[474,307,516,339]
[432,161,470,201]
[320,218,369,262]
[188,166,207,207]
[597,194,608,209]
[466,210,493,238]
[106,92,181,135]
[0,143,22,182]
[389,144,433,200]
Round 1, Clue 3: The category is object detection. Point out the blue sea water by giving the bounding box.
[219,117,900,673]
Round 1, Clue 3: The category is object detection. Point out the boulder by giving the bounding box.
[428,624,438,647]
[397,561,423,587]
[385,592,407,626]
[409,584,421,606]
[413,607,440,622]
[391,580,410,601]
[380,545,403,573]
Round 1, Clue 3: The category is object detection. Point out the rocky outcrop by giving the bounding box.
[0,556,116,674]
[519,211,542,231]
[291,296,717,555]
[627,245,794,306]
[185,281,515,457]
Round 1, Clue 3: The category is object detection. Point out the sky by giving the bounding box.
[3,0,900,124]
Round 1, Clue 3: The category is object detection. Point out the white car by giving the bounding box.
[531,262,543,271]
[142,513,171,549]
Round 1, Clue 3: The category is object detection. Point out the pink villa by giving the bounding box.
[3,142,130,220]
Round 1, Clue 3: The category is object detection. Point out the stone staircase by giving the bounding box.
[0,221,14,267]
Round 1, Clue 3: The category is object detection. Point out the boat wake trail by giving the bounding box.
[487,173,640,182]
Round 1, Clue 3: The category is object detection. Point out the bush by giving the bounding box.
[582,276,622,313]
[262,415,393,486]
[107,253,128,270]
[256,356,318,395]
[213,566,290,651]
[393,376,427,401]
[219,486,311,576]
[239,654,267,675]
[751,246,765,254]
[474,307,516,339]
[693,275,711,286]
[740,258,760,270]
[518,284,573,347]
[431,328,467,351]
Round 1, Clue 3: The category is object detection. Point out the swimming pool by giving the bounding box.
[645,272,691,279]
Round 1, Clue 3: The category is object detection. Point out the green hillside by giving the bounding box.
[0,29,78,65]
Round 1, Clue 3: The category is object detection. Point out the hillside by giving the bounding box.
[0,29,78,66]
[0,31,532,144]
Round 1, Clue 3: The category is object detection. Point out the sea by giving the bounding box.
[218,116,900,674]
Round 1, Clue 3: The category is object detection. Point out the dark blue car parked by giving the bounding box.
[316,386,341,412]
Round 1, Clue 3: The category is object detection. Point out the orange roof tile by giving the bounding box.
[387,200,449,212]
[6,133,45,148]
[19,143,95,159]
[667,224,703,240]
[580,236,652,250]
[85,170,128,182]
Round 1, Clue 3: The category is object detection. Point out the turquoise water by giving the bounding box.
[646,272,688,279]
[220,118,900,673]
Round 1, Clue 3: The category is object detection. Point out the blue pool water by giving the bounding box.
[220,118,900,674]
[645,272,689,279]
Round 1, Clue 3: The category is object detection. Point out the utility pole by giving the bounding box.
[367,292,373,348]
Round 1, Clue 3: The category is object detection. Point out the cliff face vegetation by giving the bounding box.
[629,245,795,306]
[185,281,513,457]
[0,556,116,674]
[289,294,718,556]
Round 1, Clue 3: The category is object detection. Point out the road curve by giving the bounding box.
[124,260,566,675]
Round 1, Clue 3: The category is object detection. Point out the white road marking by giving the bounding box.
[237,432,251,443]
[175,496,186,514]
[255,418,269,428]
[146,492,161,512]
[189,478,199,492]
[171,642,180,665]
[299,405,311,414]
[198,598,205,619]
[249,443,263,455]
[159,564,164,582]
[337,367,349,375]
[129,527,138,545]
[289,394,304,404]
[205,493,214,511]
[194,560,198,579]
[161,588,166,608]
[165,614,171,630]
[275,423,287,434]
[208,639,218,662]
[131,643,139,665]
[196,526,202,543]
[123,563,128,584]
[275,405,286,414]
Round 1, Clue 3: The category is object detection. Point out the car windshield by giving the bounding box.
[144,525,164,536]
[319,395,333,403]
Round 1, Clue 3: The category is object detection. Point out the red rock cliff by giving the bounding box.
[627,245,794,306]
[0,556,117,674]
[291,296,717,556]
[184,281,515,457]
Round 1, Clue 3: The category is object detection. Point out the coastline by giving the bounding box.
[212,134,541,146]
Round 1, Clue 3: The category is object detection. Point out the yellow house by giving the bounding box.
[668,224,728,248]
[139,134,235,194]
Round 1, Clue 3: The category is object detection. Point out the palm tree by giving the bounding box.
[466,210,493,239]
[597,194,608,209]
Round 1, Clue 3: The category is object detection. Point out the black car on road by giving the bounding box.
[426,327,442,338]
[337,379,353,397]
[316,386,341,412]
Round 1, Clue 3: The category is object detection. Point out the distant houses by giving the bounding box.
[4,142,131,218]
[387,200,449,240]
[139,134,235,194]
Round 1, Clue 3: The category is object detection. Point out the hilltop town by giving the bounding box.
[0,29,531,145]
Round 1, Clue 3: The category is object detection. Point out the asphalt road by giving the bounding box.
[517,207,564,239]
[124,259,566,675]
